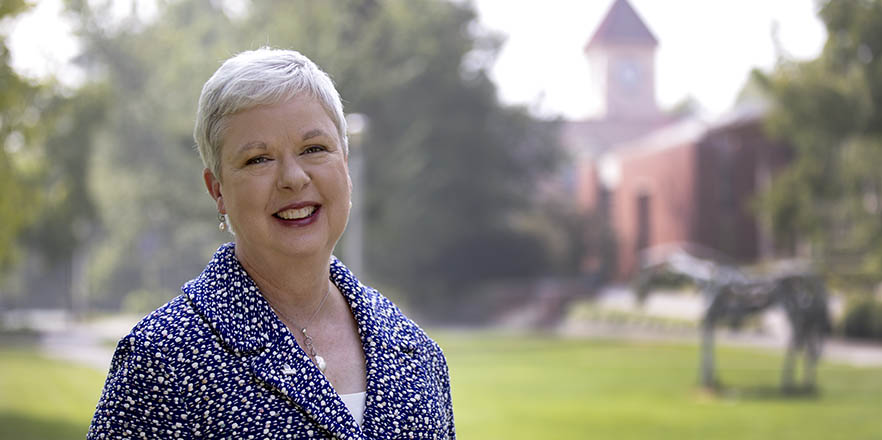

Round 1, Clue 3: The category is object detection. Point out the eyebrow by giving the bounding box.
[233,129,330,155]
[235,141,267,156]
[302,129,328,142]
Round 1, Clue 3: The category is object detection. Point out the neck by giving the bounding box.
[234,241,332,324]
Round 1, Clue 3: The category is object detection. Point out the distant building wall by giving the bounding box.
[562,0,796,281]
[576,156,600,210]
[590,114,795,279]
[609,140,698,277]
[695,120,794,262]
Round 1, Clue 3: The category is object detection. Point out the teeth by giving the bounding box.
[276,206,316,220]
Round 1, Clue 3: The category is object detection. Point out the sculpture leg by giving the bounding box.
[804,332,820,390]
[700,320,716,389]
[781,338,796,391]
[804,353,817,390]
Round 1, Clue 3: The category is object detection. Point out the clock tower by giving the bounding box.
[585,0,659,120]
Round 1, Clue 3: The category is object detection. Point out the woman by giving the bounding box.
[88,48,455,439]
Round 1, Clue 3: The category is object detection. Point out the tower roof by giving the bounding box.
[585,0,658,50]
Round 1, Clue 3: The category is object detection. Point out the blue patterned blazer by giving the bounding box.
[88,243,455,439]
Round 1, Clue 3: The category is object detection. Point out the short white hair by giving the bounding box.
[194,48,348,179]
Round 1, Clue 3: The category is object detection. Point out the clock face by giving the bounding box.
[616,59,641,91]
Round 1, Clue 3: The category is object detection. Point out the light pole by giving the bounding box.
[343,113,368,277]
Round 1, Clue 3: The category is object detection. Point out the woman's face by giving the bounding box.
[204,94,351,262]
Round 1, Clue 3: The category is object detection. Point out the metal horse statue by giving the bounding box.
[634,246,831,391]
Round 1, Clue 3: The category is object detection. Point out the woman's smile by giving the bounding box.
[274,204,321,226]
[206,93,352,261]
[92,48,454,439]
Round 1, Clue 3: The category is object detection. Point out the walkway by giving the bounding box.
[31,308,882,370]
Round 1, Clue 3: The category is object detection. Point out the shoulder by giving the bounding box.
[109,293,219,380]
[89,295,202,439]
[362,286,443,351]
[357,287,456,437]
[330,257,443,355]
[126,294,205,349]
[360,286,452,397]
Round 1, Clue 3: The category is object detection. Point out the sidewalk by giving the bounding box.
[35,312,882,370]
[39,314,141,372]
[558,319,882,367]
[560,284,882,367]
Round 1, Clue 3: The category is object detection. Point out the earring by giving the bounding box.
[218,213,227,231]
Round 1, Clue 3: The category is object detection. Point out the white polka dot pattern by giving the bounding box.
[87,243,455,439]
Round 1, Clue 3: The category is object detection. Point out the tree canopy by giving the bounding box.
[0,1,48,271]
[47,0,564,316]
[757,0,882,289]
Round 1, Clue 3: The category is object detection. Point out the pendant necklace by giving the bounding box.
[266,284,332,372]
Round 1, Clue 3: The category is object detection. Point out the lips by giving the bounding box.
[275,205,317,220]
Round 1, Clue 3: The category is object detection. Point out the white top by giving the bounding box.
[339,391,367,426]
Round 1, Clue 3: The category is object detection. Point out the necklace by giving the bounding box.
[265,284,332,372]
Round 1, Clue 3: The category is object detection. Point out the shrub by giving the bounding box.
[121,288,178,315]
[840,297,882,341]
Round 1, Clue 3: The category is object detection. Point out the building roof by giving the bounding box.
[561,118,670,158]
[706,100,768,134]
[585,0,658,50]
[601,101,771,161]
[606,116,708,160]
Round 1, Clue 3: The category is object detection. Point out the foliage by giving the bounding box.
[60,0,564,315]
[120,287,178,315]
[839,296,882,341]
[2,4,105,307]
[755,0,882,290]
[0,1,47,272]
[20,86,108,266]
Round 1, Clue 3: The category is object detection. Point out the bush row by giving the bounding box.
[840,297,882,341]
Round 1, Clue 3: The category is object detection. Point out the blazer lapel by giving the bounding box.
[246,334,362,439]
[185,244,361,439]
[330,258,421,440]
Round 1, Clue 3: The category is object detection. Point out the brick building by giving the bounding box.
[564,0,793,278]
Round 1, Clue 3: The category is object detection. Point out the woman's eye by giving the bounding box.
[303,145,327,154]
[245,156,270,165]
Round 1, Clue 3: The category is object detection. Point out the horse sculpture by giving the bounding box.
[634,247,831,391]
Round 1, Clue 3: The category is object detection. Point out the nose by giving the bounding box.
[276,156,310,191]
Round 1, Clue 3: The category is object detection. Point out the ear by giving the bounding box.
[203,168,225,213]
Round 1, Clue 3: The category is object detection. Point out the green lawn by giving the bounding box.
[0,348,107,439]
[1,333,881,439]
[437,332,882,439]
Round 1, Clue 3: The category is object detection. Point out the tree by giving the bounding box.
[62,0,241,308]
[12,85,109,311]
[63,0,564,316]
[756,0,882,290]
[240,1,563,315]
[0,1,49,273]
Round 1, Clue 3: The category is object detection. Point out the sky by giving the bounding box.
[473,0,827,119]
[6,0,81,85]
[7,0,827,119]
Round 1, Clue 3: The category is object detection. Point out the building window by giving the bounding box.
[636,192,651,251]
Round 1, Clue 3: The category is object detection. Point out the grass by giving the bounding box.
[0,348,107,439]
[435,332,882,439]
[1,333,881,439]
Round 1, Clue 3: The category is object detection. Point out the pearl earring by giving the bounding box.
[218,213,226,231]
